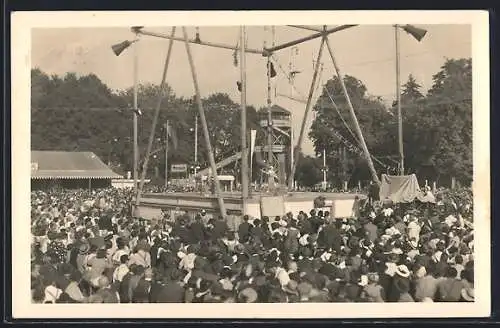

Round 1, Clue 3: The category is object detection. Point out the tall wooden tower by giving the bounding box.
[256,104,293,188]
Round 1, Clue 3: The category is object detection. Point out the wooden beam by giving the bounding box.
[287,25,325,33]
[289,37,326,190]
[263,25,358,55]
[136,28,264,55]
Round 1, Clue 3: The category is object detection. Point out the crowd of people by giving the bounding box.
[30,186,474,304]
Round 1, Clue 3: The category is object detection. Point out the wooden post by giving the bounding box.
[136,27,176,207]
[240,26,249,214]
[395,25,405,175]
[182,27,227,219]
[289,36,325,190]
[324,35,380,185]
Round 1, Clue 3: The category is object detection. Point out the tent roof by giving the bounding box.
[31,151,123,179]
[379,174,435,203]
[258,104,291,115]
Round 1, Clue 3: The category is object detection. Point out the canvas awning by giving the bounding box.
[31,151,123,180]
[379,174,436,204]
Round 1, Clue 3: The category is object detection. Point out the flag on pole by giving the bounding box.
[250,129,257,159]
[233,43,239,67]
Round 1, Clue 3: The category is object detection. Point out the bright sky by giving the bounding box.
[31,25,471,155]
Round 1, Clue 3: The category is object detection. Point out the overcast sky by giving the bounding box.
[31,25,471,155]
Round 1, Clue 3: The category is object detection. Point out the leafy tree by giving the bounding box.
[294,152,322,188]
[309,58,472,188]
[30,69,260,182]
[401,74,424,104]
[309,74,395,187]
[416,58,472,185]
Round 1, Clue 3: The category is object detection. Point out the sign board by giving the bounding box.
[260,195,286,218]
[171,164,188,173]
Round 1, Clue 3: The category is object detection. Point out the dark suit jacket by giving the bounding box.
[322,224,342,253]
[189,221,206,243]
[211,221,228,240]
[132,278,152,303]
[238,222,252,242]
[155,281,185,303]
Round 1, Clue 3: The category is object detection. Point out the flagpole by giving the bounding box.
[240,26,249,212]
[133,33,139,200]
[164,122,169,188]
[194,114,198,176]
[288,36,325,191]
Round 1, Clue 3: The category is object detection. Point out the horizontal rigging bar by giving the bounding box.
[287,25,325,32]
[135,25,357,56]
[263,25,358,54]
[136,28,264,55]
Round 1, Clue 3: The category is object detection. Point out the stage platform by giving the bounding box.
[136,191,366,220]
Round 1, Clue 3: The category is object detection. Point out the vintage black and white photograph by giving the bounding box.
[11,11,490,318]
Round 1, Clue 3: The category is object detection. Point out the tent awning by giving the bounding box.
[31,151,123,180]
[379,174,435,203]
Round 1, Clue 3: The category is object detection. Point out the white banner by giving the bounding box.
[250,129,257,158]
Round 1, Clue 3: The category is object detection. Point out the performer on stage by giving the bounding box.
[261,165,279,190]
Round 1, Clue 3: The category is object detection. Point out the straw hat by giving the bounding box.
[238,287,258,303]
[461,287,474,302]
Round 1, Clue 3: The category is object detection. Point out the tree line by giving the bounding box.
[31,57,472,188]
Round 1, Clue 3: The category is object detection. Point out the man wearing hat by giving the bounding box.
[297,281,313,302]
[189,215,206,244]
[268,261,290,288]
[237,287,258,303]
[154,269,185,303]
[388,264,412,302]
[238,215,253,243]
[282,280,300,302]
[362,272,384,302]
[413,265,438,302]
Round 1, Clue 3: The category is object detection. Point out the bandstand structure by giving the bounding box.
[111,24,401,220]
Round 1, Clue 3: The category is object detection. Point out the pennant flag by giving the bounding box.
[233,44,239,67]
[236,81,242,92]
[267,62,277,78]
